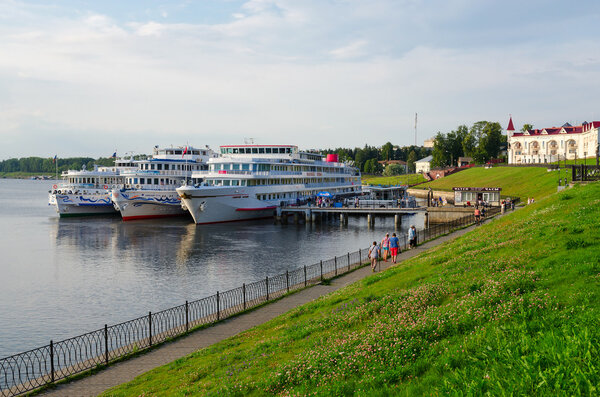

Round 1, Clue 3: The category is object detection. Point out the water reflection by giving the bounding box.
[2,177,425,357]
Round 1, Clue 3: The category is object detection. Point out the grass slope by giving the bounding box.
[417,166,562,202]
[104,183,600,396]
[362,174,427,186]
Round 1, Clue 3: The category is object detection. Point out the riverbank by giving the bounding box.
[102,182,599,395]
[0,172,54,179]
[38,215,483,396]
[416,166,561,202]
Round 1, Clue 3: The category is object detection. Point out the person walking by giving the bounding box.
[368,241,380,272]
[408,225,417,249]
[389,232,400,263]
[474,207,481,224]
[381,233,390,262]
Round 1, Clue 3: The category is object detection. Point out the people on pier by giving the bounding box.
[368,241,380,272]
[381,233,390,262]
[389,232,400,263]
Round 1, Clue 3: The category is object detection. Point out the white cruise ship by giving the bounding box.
[48,157,137,217]
[176,145,361,225]
[111,146,218,221]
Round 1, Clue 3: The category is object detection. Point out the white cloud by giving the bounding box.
[1,0,600,159]
[329,40,369,59]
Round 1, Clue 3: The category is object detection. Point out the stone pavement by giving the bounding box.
[41,219,492,397]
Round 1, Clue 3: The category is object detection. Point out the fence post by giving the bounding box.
[216,291,220,321]
[243,283,247,310]
[149,311,152,346]
[286,271,289,293]
[50,340,54,383]
[104,324,109,365]
[359,249,362,264]
[320,260,323,281]
[185,301,189,333]
[347,252,350,271]
[266,276,269,301]
[304,265,307,287]
[334,256,337,276]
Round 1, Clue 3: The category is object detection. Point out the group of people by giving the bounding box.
[368,226,418,271]
[430,196,447,207]
[527,197,535,204]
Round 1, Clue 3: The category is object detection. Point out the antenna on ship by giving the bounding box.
[244,137,255,145]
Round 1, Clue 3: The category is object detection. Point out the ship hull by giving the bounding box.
[50,193,117,217]
[177,186,278,225]
[111,189,188,221]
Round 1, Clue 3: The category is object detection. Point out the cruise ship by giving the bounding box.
[48,157,137,217]
[111,146,218,221]
[176,145,361,224]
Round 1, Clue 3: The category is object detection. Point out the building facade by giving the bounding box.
[415,155,432,173]
[507,118,600,164]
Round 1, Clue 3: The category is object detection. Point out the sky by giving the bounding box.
[1,0,600,159]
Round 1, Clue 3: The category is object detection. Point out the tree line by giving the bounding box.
[322,144,431,174]
[430,121,508,168]
[0,157,118,174]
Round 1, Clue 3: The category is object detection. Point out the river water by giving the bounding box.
[0,179,423,357]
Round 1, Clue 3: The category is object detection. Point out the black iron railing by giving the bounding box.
[0,213,484,396]
[571,164,600,181]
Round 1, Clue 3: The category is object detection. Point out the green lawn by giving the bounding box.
[550,157,599,166]
[362,173,427,186]
[417,166,563,202]
[104,182,600,396]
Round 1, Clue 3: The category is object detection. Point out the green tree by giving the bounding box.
[383,163,404,176]
[381,142,393,161]
[431,132,449,168]
[406,151,417,173]
[521,123,533,132]
[481,122,503,160]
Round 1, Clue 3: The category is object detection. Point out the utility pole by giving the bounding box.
[414,113,418,147]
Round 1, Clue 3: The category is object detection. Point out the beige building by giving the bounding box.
[415,155,432,173]
[507,118,600,164]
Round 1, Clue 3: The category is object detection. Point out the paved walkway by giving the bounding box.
[41,218,495,396]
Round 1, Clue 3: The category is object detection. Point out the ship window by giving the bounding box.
[154,178,158,184]
[240,180,246,186]
[157,164,162,170]
[286,148,291,153]
[259,148,265,153]
[223,180,230,186]
[232,164,239,170]
[265,148,272,153]
[223,164,230,170]
[139,178,145,184]
[242,164,249,171]
[232,180,239,186]
[252,148,258,154]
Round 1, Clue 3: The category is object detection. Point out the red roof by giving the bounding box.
[507,117,515,131]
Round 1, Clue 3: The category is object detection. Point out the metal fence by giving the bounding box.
[571,164,600,181]
[0,212,483,396]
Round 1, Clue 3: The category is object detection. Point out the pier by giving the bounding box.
[277,206,427,227]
